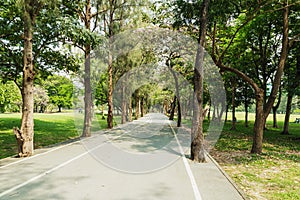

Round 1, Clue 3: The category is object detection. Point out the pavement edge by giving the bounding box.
[206,153,249,200]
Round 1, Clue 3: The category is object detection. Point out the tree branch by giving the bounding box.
[218,62,261,93]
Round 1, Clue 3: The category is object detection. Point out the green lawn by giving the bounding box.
[0,112,113,159]
[211,112,300,200]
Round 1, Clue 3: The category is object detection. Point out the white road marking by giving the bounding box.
[0,141,78,169]
[169,124,203,200]
[0,142,102,198]
[0,130,110,169]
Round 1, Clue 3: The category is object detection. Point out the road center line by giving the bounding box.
[169,124,203,200]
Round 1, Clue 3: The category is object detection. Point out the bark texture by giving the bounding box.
[230,77,236,130]
[282,94,293,135]
[16,0,42,157]
[191,0,209,163]
[82,1,93,137]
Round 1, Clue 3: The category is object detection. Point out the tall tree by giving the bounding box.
[102,0,146,128]
[214,2,290,154]
[282,45,300,134]
[2,0,79,156]
[230,76,237,130]
[66,0,104,137]
[95,73,108,119]
[15,0,45,157]
[272,84,282,128]
[45,75,74,112]
[190,0,209,163]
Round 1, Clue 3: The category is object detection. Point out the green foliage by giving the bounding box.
[95,73,108,107]
[0,0,80,84]
[60,16,103,49]
[283,42,300,93]
[44,75,74,112]
[0,81,22,113]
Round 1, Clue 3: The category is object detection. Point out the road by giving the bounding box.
[0,113,245,200]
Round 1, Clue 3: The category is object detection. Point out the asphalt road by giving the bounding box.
[0,113,245,200]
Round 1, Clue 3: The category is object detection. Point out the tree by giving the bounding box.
[272,84,282,128]
[45,75,73,112]
[230,76,237,130]
[102,0,146,128]
[1,0,79,156]
[95,73,108,119]
[34,85,49,113]
[0,81,22,113]
[172,0,294,154]
[282,44,300,134]
[214,2,290,154]
[14,0,45,157]
[240,82,255,127]
[190,0,209,163]
[62,0,104,137]
[166,53,183,127]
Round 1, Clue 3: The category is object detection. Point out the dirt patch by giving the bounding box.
[210,149,251,164]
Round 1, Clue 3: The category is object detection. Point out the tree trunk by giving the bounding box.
[82,0,93,137]
[177,97,182,127]
[169,96,176,121]
[245,101,249,127]
[107,41,113,128]
[101,105,105,119]
[225,105,228,123]
[82,48,93,136]
[191,0,209,163]
[107,1,115,129]
[207,106,211,121]
[212,104,216,120]
[129,97,132,122]
[251,90,265,154]
[282,93,293,135]
[140,96,144,117]
[263,3,289,120]
[135,89,140,120]
[272,85,282,128]
[170,67,182,127]
[244,87,249,127]
[272,107,278,128]
[121,83,127,124]
[230,77,236,130]
[16,0,39,157]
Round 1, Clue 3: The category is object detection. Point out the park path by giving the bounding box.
[0,113,245,200]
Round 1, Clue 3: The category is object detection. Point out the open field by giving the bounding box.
[225,111,300,124]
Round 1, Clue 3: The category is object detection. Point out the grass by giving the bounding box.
[210,112,300,200]
[0,112,117,159]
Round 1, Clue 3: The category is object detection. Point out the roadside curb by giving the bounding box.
[206,153,249,200]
